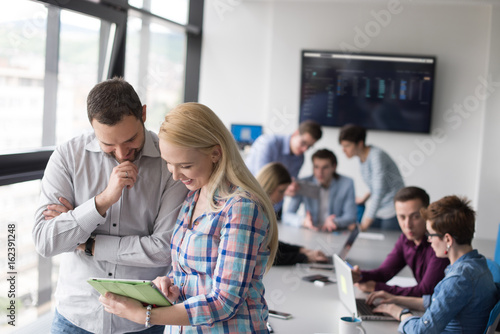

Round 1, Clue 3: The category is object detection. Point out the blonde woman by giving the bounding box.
[257,162,327,265]
[256,162,293,206]
[100,103,278,333]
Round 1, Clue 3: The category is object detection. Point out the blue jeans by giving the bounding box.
[51,308,165,334]
[371,216,400,231]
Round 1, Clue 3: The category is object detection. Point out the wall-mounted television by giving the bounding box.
[299,51,436,134]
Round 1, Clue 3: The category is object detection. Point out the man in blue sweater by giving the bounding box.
[287,149,357,231]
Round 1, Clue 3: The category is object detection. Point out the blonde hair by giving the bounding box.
[158,103,278,271]
[256,162,292,196]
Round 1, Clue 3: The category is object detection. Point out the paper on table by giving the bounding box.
[281,212,303,227]
[386,276,418,287]
[358,232,385,240]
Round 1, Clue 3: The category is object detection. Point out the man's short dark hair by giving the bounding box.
[87,77,143,125]
[312,149,339,179]
[338,124,366,144]
[394,186,430,207]
[299,120,322,141]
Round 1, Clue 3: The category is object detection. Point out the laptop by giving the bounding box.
[333,254,396,321]
[313,224,360,268]
[337,224,360,261]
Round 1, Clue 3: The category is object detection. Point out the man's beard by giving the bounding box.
[109,146,144,163]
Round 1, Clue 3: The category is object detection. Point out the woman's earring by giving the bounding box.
[444,244,450,255]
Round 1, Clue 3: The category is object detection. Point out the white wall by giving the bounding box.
[199,0,500,240]
[476,5,500,240]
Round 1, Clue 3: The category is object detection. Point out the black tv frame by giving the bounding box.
[299,50,436,134]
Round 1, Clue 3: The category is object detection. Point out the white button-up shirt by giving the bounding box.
[33,129,188,334]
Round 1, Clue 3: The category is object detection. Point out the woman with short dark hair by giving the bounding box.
[365,195,499,333]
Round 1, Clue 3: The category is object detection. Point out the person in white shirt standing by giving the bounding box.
[33,77,187,334]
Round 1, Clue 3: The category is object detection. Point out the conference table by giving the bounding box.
[263,224,407,334]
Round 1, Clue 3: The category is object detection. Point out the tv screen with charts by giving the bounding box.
[299,51,436,134]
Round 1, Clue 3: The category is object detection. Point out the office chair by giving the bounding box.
[485,227,500,334]
[487,259,500,284]
[356,204,365,223]
[495,223,500,266]
[484,298,500,334]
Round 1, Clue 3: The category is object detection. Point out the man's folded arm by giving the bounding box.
[94,177,188,267]
[33,149,105,257]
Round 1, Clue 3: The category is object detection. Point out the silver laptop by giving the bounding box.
[314,224,360,268]
[333,254,396,321]
[338,224,360,261]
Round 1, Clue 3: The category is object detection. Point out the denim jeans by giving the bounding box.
[51,308,165,334]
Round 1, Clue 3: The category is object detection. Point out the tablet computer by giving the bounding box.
[296,181,321,199]
[87,278,173,307]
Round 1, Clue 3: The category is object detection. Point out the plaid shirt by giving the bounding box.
[167,188,271,333]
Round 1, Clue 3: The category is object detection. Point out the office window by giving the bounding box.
[56,10,102,144]
[0,180,56,332]
[0,2,116,151]
[0,1,47,152]
[125,11,187,132]
[129,0,189,25]
[0,1,202,332]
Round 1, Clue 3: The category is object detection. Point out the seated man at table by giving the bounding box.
[287,149,357,231]
[351,186,449,296]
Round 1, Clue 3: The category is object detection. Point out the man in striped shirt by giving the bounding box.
[339,124,404,231]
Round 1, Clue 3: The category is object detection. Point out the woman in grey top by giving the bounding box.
[339,124,404,231]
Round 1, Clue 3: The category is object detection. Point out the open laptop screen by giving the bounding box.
[319,224,360,265]
[334,254,397,321]
[334,254,358,317]
[338,224,360,260]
